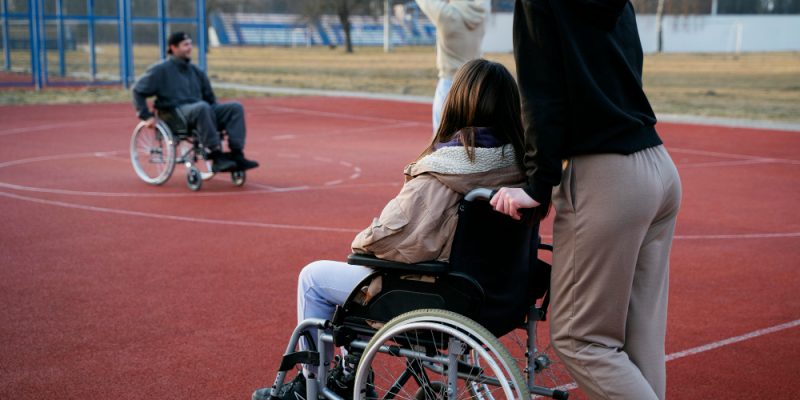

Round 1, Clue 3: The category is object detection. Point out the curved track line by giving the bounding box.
[0,191,361,234]
[0,118,123,136]
[670,147,800,165]
[674,232,800,239]
[0,150,373,197]
[0,180,398,198]
[260,104,422,125]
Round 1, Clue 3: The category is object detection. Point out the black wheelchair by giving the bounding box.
[259,189,571,400]
[130,108,246,191]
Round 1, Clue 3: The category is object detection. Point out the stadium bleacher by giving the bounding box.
[211,11,435,47]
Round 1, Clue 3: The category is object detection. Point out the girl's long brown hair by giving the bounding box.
[419,59,525,169]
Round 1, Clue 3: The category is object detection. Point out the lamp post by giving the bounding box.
[384,0,391,52]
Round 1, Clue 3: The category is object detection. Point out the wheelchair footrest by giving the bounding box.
[278,350,320,371]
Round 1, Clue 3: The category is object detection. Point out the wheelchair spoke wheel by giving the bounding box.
[355,309,529,400]
[130,122,176,185]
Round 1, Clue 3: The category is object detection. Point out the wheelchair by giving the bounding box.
[130,108,246,191]
[260,189,571,400]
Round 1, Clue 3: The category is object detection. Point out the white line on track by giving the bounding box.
[0,118,124,136]
[0,180,398,198]
[666,319,800,362]
[541,232,800,241]
[674,232,800,239]
[670,147,800,166]
[259,104,428,126]
[679,159,774,169]
[0,150,370,197]
[0,190,362,234]
[0,151,117,168]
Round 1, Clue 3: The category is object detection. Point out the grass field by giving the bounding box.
[2,46,799,122]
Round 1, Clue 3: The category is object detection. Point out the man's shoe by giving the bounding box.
[252,373,306,400]
[229,149,260,170]
[208,150,237,173]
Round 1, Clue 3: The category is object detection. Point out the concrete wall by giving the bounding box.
[482,13,800,53]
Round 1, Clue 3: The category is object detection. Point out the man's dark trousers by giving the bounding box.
[178,101,246,152]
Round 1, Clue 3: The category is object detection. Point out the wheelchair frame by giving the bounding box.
[130,109,246,191]
[263,189,570,400]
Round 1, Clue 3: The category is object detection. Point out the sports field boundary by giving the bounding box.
[214,81,800,132]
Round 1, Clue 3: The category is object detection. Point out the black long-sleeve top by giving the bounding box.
[131,56,216,120]
[513,0,663,205]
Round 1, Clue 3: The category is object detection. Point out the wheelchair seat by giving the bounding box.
[156,107,193,139]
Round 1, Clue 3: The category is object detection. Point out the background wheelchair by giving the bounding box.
[261,189,571,400]
[130,108,246,191]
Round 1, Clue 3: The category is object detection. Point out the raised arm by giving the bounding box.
[415,0,448,24]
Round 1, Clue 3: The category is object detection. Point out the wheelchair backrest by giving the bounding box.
[448,197,538,337]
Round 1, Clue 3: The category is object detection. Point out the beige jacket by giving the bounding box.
[416,0,491,79]
[351,144,524,264]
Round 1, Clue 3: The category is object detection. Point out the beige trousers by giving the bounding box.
[550,145,681,400]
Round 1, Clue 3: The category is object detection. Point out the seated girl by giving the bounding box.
[253,58,527,400]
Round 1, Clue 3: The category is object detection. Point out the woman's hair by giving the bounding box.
[419,59,525,169]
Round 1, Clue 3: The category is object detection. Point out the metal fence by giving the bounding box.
[0,0,207,89]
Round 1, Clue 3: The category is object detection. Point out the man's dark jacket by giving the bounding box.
[131,56,216,120]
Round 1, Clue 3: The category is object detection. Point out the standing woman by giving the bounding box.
[491,1,682,399]
[415,0,491,134]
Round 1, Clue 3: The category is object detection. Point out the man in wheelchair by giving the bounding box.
[252,60,555,400]
[131,31,259,173]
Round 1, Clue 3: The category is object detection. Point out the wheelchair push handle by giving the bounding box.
[464,188,497,202]
[465,188,538,225]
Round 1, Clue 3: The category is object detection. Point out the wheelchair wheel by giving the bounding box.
[130,121,176,185]
[354,309,529,400]
[500,322,580,399]
[187,166,202,191]
[231,170,246,186]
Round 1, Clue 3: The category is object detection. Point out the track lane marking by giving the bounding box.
[666,319,800,362]
[0,191,362,234]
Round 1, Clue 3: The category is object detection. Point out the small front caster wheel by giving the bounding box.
[187,167,202,191]
[232,170,246,187]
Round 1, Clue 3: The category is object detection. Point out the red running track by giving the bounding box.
[0,97,798,399]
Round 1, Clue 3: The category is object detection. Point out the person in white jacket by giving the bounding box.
[416,0,491,134]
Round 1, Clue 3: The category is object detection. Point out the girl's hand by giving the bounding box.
[490,187,541,220]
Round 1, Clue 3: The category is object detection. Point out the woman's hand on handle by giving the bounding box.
[490,187,541,221]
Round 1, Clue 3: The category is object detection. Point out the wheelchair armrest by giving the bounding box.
[347,253,450,274]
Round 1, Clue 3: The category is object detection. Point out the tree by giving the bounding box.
[296,0,376,53]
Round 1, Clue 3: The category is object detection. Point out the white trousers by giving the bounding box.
[296,260,373,374]
[432,77,453,135]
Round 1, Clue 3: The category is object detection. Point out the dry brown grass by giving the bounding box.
[2,46,799,122]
